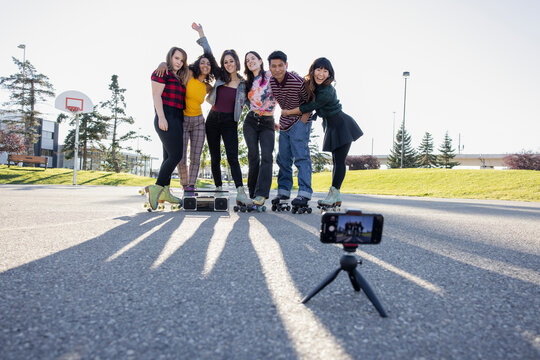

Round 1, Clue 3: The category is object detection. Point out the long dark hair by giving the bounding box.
[244,51,266,98]
[166,47,189,85]
[304,57,335,101]
[189,52,219,85]
[219,49,243,84]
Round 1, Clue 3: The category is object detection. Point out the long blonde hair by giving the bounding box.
[166,47,189,85]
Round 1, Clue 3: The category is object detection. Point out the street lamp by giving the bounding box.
[401,71,410,168]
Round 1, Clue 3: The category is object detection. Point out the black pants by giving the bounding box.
[205,110,243,188]
[154,105,184,187]
[332,142,351,189]
[243,111,275,198]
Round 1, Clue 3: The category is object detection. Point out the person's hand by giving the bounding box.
[155,62,168,77]
[158,117,168,131]
[274,122,279,131]
[192,22,203,33]
[300,113,309,124]
[281,109,291,116]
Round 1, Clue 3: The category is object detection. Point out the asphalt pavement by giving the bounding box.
[1,184,539,359]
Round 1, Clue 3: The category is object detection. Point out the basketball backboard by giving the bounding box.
[55,90,94,113]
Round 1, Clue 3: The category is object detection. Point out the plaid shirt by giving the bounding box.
[151,71,186,109]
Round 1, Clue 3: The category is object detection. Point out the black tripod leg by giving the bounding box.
[352,270,388,317]
[348,271,361,292]
[301,268,341,304]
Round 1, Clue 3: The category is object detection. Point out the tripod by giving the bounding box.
[301,244,388,317]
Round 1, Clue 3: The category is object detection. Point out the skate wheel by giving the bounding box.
[286,206,291,211]
[271,205,277,212]
[298,208,304,214]
[241,206,246,212]
[262,206,266,212]
[144,202,149,208]
[157,204,165,211]
[307,208,312,214]
[139,189,145,195]
[233,206,239,212]
[292,207,297,214]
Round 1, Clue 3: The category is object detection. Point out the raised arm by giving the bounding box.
[193,22,213,56]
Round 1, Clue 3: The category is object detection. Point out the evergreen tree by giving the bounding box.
[100,75,143,173]
[387,127,417,168]
[417,131,438,168]
[437,131,460,168]
[59,107,109,170]
[0,57,55,155]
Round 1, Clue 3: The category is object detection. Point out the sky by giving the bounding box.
[1,0,539,162]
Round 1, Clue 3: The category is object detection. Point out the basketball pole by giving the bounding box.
[73,112,80,186]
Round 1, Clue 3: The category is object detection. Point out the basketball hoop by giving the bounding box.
[67,106,81,113]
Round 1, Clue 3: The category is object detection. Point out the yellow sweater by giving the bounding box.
[184,78,207,117]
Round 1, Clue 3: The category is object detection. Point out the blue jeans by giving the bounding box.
[276,120,312,199]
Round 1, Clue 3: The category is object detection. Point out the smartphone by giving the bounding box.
[320,210,383,244]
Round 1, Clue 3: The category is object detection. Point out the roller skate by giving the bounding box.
[317,186,342,213]
[158,185,183,211]
[245,196,267,213]
[140,184,164,212]
[233,186,254,212]
[271,194,290,212]
[291,195,312,214]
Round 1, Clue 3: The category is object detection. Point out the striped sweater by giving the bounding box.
[269,71,310,131]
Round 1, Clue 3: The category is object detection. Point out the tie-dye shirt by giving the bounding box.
[247,70,276,114]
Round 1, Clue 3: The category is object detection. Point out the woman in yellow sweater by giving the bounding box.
[156,23,219,195]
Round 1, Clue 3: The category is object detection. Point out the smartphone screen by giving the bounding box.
[320,212,383,244]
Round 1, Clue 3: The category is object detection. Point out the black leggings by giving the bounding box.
[332,142,351,189]
[154,105,184,187]
[205,110,243,188]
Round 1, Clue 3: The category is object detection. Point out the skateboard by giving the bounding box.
[183,189,229,212]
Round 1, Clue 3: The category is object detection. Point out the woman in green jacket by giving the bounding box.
[281,57,363,207]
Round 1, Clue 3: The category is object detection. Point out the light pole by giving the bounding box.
[392,111,396,146]
[18,44,26,106]
[401,71,410,168]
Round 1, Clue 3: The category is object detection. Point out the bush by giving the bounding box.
[503,152,540,170]
[0,129,26,154]
[346,155,380,170]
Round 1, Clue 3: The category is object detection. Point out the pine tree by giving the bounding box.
[100,75,142,173]
[0,57,55,155]
[437,131,460,168]
[417,131,438,168]
[59,107,109,170]
[387,127,417,168]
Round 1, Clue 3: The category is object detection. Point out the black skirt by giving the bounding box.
[322,111,363,152]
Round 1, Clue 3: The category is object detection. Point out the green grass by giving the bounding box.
[1,165,539,202]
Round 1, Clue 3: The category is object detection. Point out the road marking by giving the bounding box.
[398,237,540,286]
[249,217,352,360]
[201,213,239,278]
[271,213,445,296]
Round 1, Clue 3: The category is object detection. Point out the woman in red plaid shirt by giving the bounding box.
[142,46,188,211]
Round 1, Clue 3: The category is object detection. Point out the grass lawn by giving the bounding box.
[1,165,539,202]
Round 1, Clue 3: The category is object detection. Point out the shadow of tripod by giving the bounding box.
[301,244,388,317]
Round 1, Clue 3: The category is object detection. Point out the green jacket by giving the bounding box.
[299,84,342,129]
